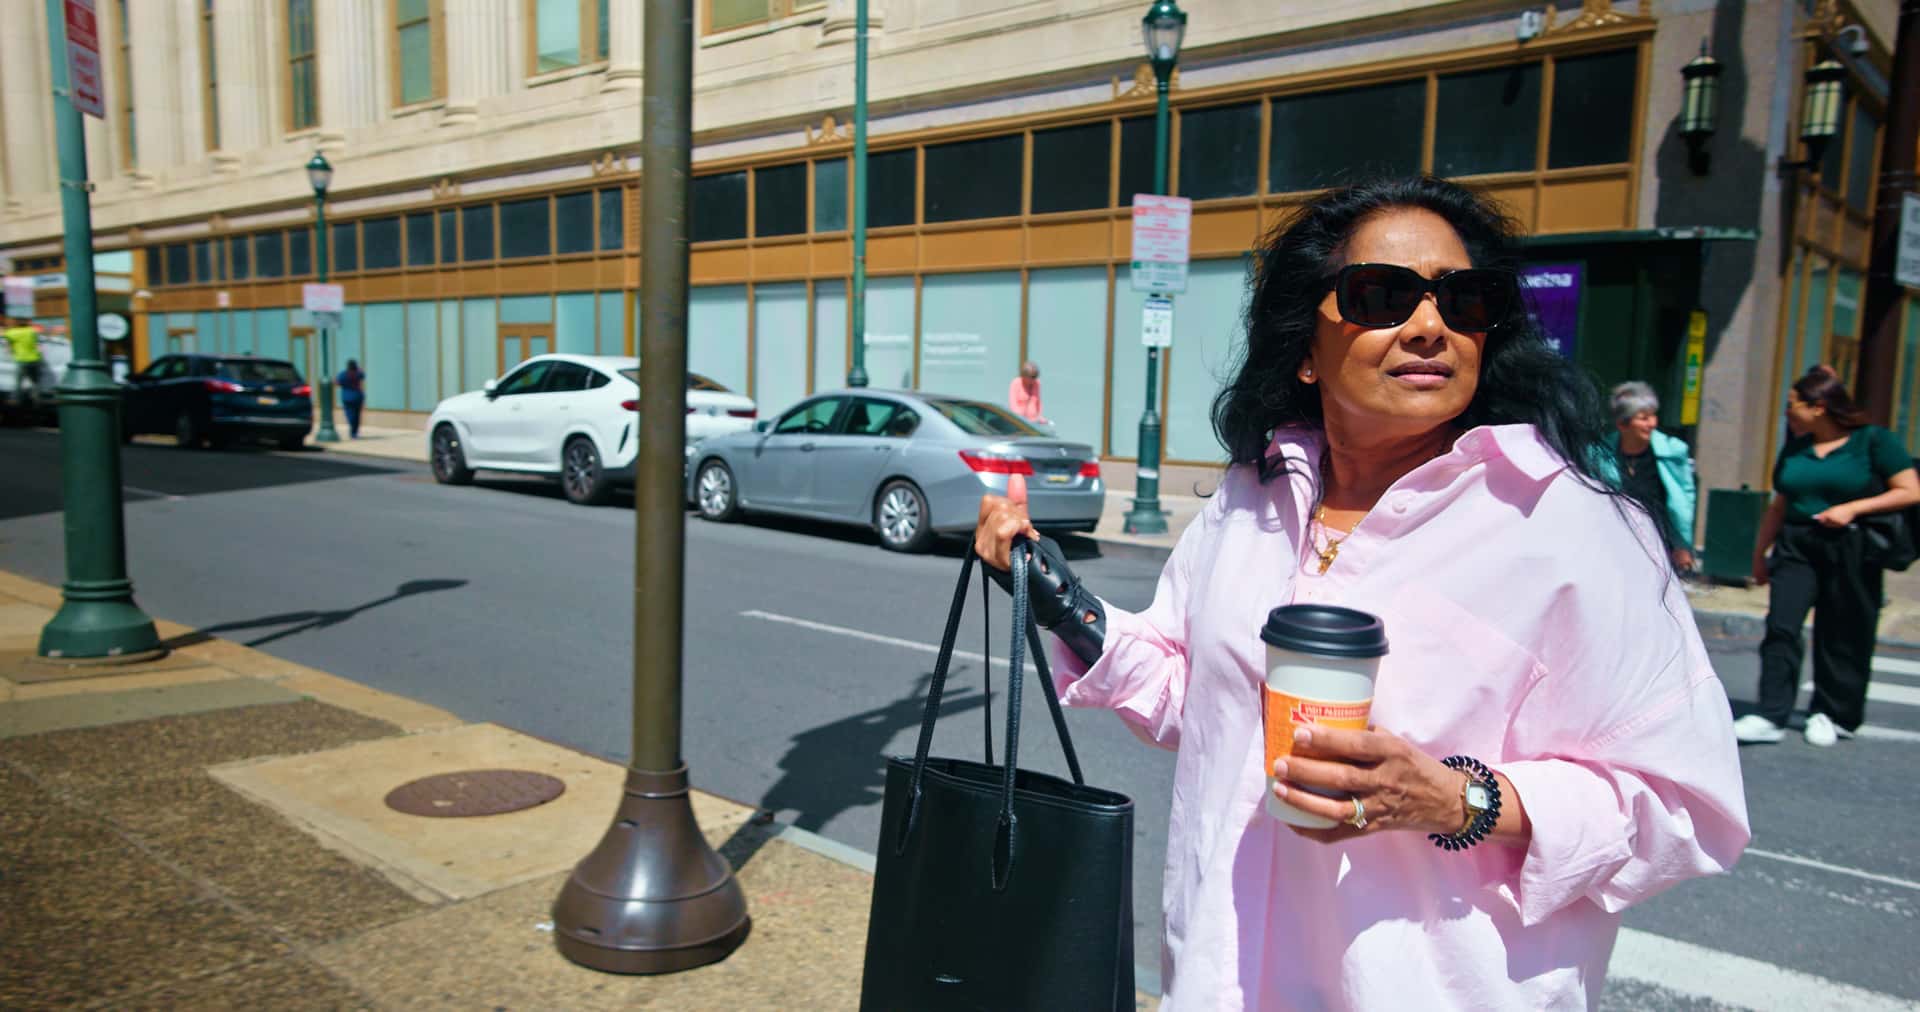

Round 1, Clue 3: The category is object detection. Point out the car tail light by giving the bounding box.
[958,450,1035,476]
[727,408,757,418]
[291,384,312,397]
[203,379,243,393]
[1078,460,1102,479]
[621,400,640,411]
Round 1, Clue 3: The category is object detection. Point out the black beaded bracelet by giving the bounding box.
[1428,755,1501,852]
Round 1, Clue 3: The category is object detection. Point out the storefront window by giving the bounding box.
[1118,116,1156,203]
[364,217,403,270]
[166,244,191,285]
[255,233,285,278]
[462,205,494,261]
[1178,102,1260,200]
[1435,64,1541,176]
[500,198,552,258]
[1548,49,1637,168]
[1270,79,1424,193]
[1844,105,1877,214]
[230,236,252,280]
[194,240,215,283]
[331,222,358,272]
[925,135,1022,223]
[289,229,311,275]
[869,149,916,228]
[814,158,847,232]
[439,210,458,263]
[691,172,747,242]
[1032,122,1111,214]
[754,163,808,237]
[406,213,435,266]
[556,192,594,254]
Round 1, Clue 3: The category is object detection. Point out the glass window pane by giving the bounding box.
[691,172,747,242]
[501,197,552,258]
[1435,64,1542,177]
[1031,122,1111,214]
[556,192,594,254]
[145,247,161,285]
[289,0,313,53]
[229,236,251,279]
[363,217,401,269]
[869,149,916,227]
[535,0,582,72]
[397,0,428,20]
[710,0,770,31]
[462,205,494,261]
[399,22,433,105]
[405,212,434,266]
[329,222,357,272]
[754,163,807,237]
[194,240,214,283]
[1178,102,1261,200]
[598,188,624,250]
[166,244,190,285]
[1119,116,1157,203]
[1547,50,1637,169]
[814,158,846,231]
[1845,105,1877,214]
[1819,107,1846,186]
[254,233,285,278]
[925,135,1022,223]
[439,209,457,263]
[596,0,609,59]
[289,229,311,275]
[1271,80,1425,192]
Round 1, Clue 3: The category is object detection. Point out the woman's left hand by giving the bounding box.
[1812,504,1858,528]
[1272,725,1464,842]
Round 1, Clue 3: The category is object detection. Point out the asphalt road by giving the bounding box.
[4,428,1917,1009]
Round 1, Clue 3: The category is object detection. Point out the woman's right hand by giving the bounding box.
[975,473,1042,572]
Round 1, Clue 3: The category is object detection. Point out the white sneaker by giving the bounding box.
[1732,714,1785,743]
[1804,713,1838,747]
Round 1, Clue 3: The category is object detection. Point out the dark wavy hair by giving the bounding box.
[1211,176,1624,511]
[1792,364,1870,429]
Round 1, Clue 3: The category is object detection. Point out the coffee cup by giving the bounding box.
[1260,604,1389,828]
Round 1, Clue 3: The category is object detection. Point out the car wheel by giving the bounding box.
[875,479,934,553]
[431,424,475,485]
[561,437,613,506]
[695,459,739,522]
[173,411,202,449]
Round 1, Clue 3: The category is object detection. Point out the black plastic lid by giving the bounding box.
[1260,604,1388,659]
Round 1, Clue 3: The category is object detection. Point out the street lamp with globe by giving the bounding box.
[306,152,341,443]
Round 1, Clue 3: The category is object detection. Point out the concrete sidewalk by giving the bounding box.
[0,570,907,1009]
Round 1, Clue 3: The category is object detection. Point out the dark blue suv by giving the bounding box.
[122,354,313,450]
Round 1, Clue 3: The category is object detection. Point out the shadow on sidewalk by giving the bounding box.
[721,670,991,871]
[159,578,469,651]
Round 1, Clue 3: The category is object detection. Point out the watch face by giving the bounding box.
[1465,783,1493,811]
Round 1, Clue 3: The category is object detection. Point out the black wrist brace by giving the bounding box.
[985,535,1106,666]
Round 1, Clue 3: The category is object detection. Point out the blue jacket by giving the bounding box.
[1600,428,1696,547]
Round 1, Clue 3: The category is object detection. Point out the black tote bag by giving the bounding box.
[859,542,1136,1011]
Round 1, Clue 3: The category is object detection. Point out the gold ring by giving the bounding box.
[1347,797,1368,830]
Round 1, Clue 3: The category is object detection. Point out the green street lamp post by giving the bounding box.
[35,0,160,660]
[1122,0,1186,536]
[308,153,341,443]
[847,0,871,388]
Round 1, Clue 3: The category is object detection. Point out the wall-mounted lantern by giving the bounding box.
[1678,42,1722,175]
[1777,59,1847,177]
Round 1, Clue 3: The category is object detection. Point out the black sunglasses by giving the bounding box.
[1330,263,1519,333]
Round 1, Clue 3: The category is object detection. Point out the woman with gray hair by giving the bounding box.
[1602,381,1697,570]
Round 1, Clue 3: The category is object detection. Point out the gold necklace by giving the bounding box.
[1310,503,1359,575]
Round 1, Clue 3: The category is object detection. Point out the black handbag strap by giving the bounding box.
[901,541,1086,859]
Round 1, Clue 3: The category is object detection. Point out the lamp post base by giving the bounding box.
[315,377,341,443]
[38,588,161,660]
[1122,501,1169,535]
[553,765,751,974]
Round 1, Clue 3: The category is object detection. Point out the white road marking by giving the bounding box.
[1744,847,1920,892]
[1608,929,1918,1011]
[1801,678,1920,708]
[122,485,185,502]
[1874,656,1920,677]
[740,609,1037,673]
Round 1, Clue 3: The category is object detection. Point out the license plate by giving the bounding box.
[257,396,278,405]
[1045,473,1071,484]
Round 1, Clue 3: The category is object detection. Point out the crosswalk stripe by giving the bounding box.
[1608,929,1918,1011]
[1874,655,1920,677]
[1803,678,1920,708]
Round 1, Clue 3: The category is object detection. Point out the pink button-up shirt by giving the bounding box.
[1053,424,1749,1010]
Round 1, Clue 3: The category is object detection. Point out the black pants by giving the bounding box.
[342,395,363,437]
[1756,522,1882,731]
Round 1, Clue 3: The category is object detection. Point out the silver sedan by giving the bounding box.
[686,389,1104,552]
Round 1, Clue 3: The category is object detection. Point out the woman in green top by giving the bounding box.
[1735,365,1920,747]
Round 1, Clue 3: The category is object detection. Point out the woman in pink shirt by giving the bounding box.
[975,177,1748,1009]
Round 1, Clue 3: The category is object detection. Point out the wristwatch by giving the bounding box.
[1458,777,1494,835]
[1429,755,1501,851]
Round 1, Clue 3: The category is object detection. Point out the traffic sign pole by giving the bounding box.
[1123,71,1182,536]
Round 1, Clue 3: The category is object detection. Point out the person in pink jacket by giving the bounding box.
[975,176,1748,1010]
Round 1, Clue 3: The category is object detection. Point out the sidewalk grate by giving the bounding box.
[383,769,566,817]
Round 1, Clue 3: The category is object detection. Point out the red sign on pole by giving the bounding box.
[65,0,106,118]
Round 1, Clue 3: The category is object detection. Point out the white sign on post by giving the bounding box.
[64,0,105,118]
[1130,194,1192,294]
[302,283,345,314]
[96,313,128,340]
[1897,193,1920,291]
[1141,295,1174,347]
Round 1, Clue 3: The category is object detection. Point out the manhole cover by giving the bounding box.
[384,769,566,818]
